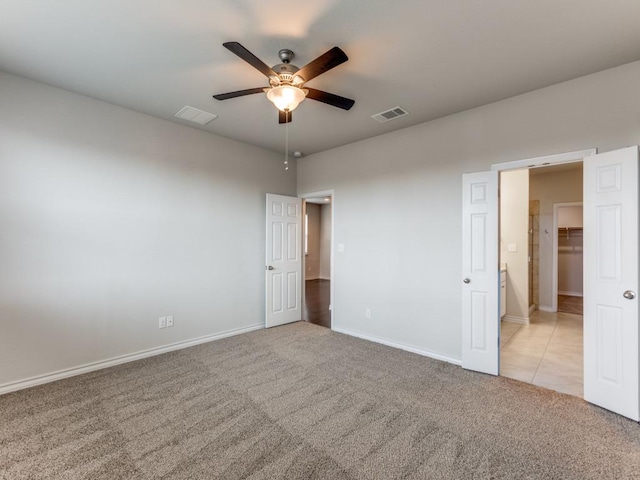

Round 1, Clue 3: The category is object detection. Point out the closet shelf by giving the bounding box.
[558,226,583,239]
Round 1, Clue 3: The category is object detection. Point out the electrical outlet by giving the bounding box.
[166,315,174,327]
[159,316,167,329]
[365,308,372,319]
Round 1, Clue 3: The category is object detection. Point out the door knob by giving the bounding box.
[623,290,636,300]
[266,265,275,271]
[463,278,471,284]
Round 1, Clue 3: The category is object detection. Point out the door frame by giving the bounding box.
[552,202,584,312]
[491,149,597,172]
[299,189,335,329]
[488,148,596,367]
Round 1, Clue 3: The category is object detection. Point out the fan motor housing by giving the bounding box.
[273,63,300,75]
[271,62,301,86]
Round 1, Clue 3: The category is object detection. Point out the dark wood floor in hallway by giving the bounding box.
[303,279,330,328]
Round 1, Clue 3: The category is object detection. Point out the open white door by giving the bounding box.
[462,171,500,375]
[584,146,639,421]
[266,194,302,328]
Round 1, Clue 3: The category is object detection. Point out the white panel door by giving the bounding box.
[462,171,499,375]
[584,146,639,421]
[266,194,302,328]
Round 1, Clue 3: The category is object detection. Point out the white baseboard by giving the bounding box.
[332,326,461,366]
[305,276,320,281]
[0,323,264,396]
[318,276,331,281]
[538,305,556,313]
[502,315,530,325]
[559,291,583,297]
[528,304,536,316]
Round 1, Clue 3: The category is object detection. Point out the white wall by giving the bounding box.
[0,71,295,387]
[500,170,529,320]
[319,203,332,280]
[558,205,583,228]
[297,60,640,362]
[305,203,321,279]
[558,232,583,296]
[557,205,583,296]
[530,169,583,309]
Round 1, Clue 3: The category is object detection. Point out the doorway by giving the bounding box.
[301,194,333,328]
[499,163,584,397]
[462,146,639,420]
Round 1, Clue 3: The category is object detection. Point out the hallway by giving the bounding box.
[303,279,331,328]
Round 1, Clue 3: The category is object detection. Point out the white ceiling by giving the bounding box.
[2,1,640,155]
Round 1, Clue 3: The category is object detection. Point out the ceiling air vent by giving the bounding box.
[175,106,217,125]
[371,106,409,123]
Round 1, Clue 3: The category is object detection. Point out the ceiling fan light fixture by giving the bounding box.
[214,43,354,122]
[266,85,306,112]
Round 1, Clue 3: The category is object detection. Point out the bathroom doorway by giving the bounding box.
[500,162,584,397]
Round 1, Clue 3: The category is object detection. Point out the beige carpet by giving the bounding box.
[1,322,639,479]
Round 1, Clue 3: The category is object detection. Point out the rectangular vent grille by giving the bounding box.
[371,106,409,123]
[175,106,217,125]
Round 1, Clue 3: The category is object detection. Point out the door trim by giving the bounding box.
[299,189,335,329]
[492,149,597,172]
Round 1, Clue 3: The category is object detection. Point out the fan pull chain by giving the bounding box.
[284,111,289,171]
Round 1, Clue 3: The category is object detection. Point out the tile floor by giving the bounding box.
[500,310,583,398]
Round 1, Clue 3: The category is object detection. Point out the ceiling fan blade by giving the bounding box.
[305,88,355,110]
[213,87,265,100]
[223,42,277,78]
[278,110,292,124]
[296,47,348,83]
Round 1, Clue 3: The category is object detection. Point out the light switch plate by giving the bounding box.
[508,243,517,252]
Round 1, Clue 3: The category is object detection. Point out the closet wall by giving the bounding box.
[557,206,583,296]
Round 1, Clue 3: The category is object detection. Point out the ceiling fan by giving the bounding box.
[213,42,355,124]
